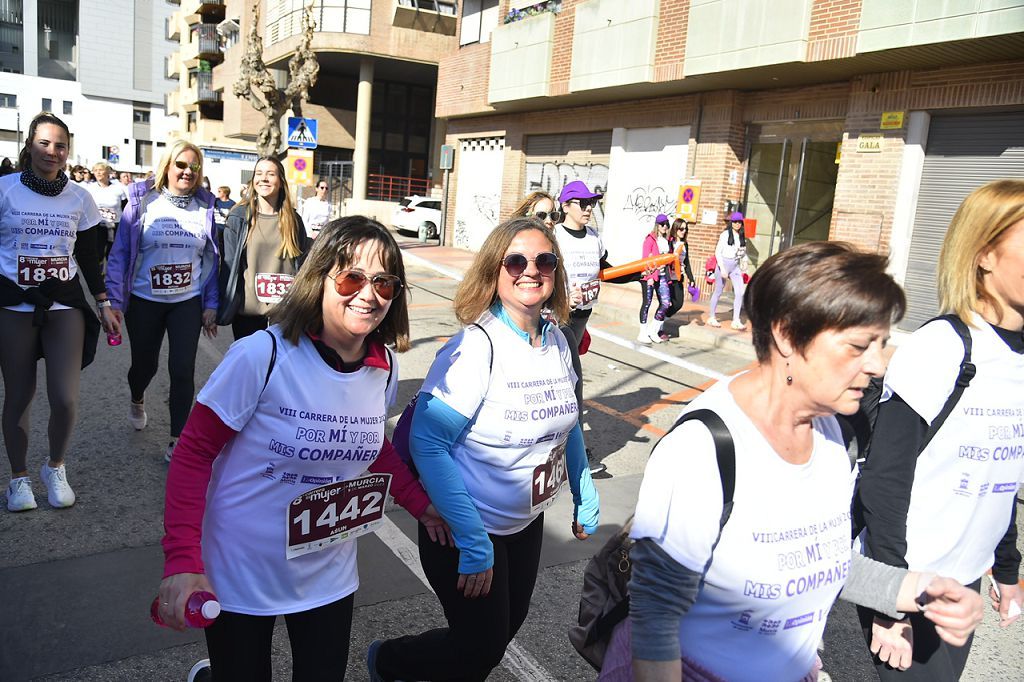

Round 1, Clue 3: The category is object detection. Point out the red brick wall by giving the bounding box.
[549,0,581,97]
[654,0,689,82]
[807,0,862,61]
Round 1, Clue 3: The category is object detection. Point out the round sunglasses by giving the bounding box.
[501,252,558,278]
[534,210,562,223]
[329,270,403,300]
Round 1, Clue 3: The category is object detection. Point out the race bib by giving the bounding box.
[579,279,600,305]
[149,263,193,295]
[286,473,391,560]
[17,255,70,286]
[530,440,568,513]
[98,207,118,226]
[255,273,295,304]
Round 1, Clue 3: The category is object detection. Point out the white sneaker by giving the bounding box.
[707,317,722,327]
[129,400,147,430]
[6,477,37,512]
[647,321,665,344]
[164,439,177,463]
[731,320,747,331]
[188,659,212,682]
[40,463,76,508]
[636,329,652,344]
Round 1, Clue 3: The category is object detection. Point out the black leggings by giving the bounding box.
[561,308,592,423]
[0,308,84,474]
[856,578,980,681]
[232,313,268,340]
[125,295,202,437]
[204,593,354,681]
[376,515,546,682]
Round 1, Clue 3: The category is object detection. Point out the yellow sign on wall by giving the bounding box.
[880,111,905,130]
[285,149,315,187]
[676,180,701,222]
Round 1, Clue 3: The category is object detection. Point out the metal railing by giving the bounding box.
[367,174,431,202]
[194,23,221,55]
[195,71,219,102]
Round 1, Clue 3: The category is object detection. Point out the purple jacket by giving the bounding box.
[105,178,219,312]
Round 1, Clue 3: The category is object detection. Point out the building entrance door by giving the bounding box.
[742,121,843,267]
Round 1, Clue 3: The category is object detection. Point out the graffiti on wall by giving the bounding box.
[525,161,609,231]
[453,193,501,250]
[623,184,677,222]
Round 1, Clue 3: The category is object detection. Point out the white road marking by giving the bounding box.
[376,516,556,682]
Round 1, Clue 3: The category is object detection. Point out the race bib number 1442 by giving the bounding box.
[286,473,391,560]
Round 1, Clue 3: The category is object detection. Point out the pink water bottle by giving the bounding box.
[151,590,221,628]
[107,332,122,346]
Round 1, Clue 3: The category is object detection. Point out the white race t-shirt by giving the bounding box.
[422,312,579,534]
[300,197,331,238]
[632,379,854,681]
[0,173,102,312]
[875,315,1024,583]
[130,194,212,304]
[198,327,398,615]
[88,182,127,228]
[554,223,604,311]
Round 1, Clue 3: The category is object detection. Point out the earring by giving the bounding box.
[786,361,793,386]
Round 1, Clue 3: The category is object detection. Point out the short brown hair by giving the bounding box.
[269,216,410,351]
[454,217,570,325]
[938,179,1024,325]
[744,241,906,362]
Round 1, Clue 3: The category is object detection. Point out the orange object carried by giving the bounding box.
[599,253,679,281]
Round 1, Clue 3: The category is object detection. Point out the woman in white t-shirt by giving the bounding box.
[369,217,600,682]
[618,242,984,682]
[156,216,449,680]
[88,160,127,258]
[856,180,1024,680]
[300,179,332,238]
[707,211,748,330]
[1,113,119,513]
[105,140,220,463]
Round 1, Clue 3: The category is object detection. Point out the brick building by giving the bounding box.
[436,0,1024,330]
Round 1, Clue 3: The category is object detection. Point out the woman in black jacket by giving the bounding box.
[218,156,312,339]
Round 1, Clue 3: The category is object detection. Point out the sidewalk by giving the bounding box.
[395,233,756,359]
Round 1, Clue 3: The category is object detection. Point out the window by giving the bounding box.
[133,108,150,124]
[42,97,51,111]
[459,0,499,46]
[135,140,153,167]
[0,92,15,107]
[62,100,72,115]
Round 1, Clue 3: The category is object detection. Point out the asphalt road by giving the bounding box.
[0,256,1020,681]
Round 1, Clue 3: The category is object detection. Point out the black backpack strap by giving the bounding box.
[920,314,975,451]
[469,322,493,374]
[384,345,394,394]
[670,409,736,513]
[261,329,277,394]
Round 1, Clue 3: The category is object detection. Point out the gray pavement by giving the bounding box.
[0,243,1020,681]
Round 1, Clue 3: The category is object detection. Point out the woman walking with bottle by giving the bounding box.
[218,156,312,339]
[105,140,220,463]
[0,112,119,511]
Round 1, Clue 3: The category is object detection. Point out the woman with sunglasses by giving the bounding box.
[157,216,448,681]
[218,156,312,340]
[1,112,118,512]
[511,190,562,229]
[637,214,674,344]
[106,141,219,463]
[708,211,748,330]
[369,217,600,682]
[301,179,333,239]
[664,218,697,320]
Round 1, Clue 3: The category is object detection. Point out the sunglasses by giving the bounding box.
[174,160,201,173]
[534,210,562,222]
[329,270,403,300]
[566,198,599,210]
[501,252,558,278]
[317,185,328,190]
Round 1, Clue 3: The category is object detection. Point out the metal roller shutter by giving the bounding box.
[901,111,1024,330]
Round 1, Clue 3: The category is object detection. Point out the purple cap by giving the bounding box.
[728,211,745,222]
[559,180,603,203]
[655,213,669,224]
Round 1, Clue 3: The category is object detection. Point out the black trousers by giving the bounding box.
[856,578,980,681]
[204,593,354,681]
[125,295,202,437]
[376,515,546,682]
[231,313,268,340]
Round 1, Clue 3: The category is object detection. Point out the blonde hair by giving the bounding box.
[938,179,1024,325]
[91,160,112,173]
[154,140,204,193]
[511,191,555,219]
[454,217,570,325]
[239,156,302,260]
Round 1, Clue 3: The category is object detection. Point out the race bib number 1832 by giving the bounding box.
[286,473,391,560]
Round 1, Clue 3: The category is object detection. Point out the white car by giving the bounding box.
[392,196,442,240]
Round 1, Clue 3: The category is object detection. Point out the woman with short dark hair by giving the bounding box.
[615,242,985,681]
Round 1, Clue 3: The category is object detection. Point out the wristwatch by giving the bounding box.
[97,300,112,309]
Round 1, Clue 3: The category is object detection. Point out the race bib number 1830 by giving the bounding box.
[286,473,391,560]
[18,255,70,285]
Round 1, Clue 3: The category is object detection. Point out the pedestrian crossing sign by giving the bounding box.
[287,117,318,149]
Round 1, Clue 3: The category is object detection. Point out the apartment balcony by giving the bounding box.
[570,0,659,92]
[195,71,220,104]
[392,0,457,36]
[183,0,226,27]
[182,24,223,66]
[488,12,554,103]
[167,13,181,41]
[166,53,181,79]
[165,90,180,115]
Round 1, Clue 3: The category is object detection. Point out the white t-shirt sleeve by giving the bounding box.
[197,331,277,430]
[421,327,490,419]
[883,320,966,424]
[78,189,102,232]
[631,421,725,573]
[386,350,399,409]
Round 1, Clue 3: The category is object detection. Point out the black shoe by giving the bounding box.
[587,448,607,475]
